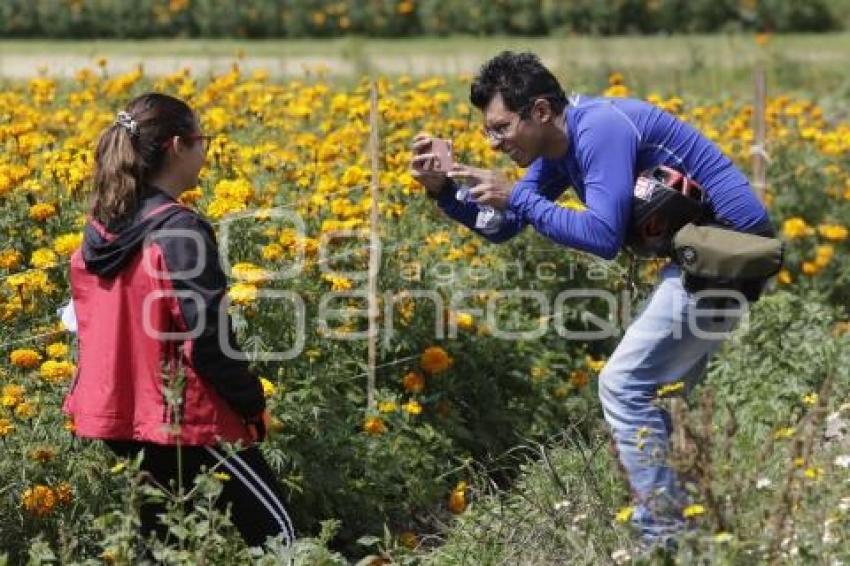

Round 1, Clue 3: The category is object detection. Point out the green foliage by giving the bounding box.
[0,0,840,39]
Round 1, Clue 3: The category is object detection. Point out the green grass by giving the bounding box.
[1,32,849,60]
[1,33,849,100]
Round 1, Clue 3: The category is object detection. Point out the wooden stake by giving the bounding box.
[367,80,380,410]
[752,61,767,203]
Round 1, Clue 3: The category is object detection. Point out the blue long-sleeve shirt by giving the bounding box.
[437,95,772,260]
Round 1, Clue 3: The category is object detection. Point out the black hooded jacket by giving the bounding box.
[80,185,265,420]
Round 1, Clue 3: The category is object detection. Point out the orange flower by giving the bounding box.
[10,349,41,369]
[448,481,468,514]
[420,346,453,374]
[55,483,74,506]
[363,416,387,435]
[569,370,589,389]
[21,485,57,517]
[402,371,425,394]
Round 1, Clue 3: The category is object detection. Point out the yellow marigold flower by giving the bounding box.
[55,482,73,505]
[657,381,685,397]
[110,461,127,475]
[531,366,549,381]
[804,466,823,480]
[782,217,813,239]
[833,322,850,337]
[213,472,231,482]
[603,84,630,98]
[363,415,387,435]
[10,348,41,368]
[29,202,57,222]
[398,531,417,550]
[402,399,423,415]
[260,377,276,398]
[15,401,37,420]
[425,231,450,248]
[777,269,792,285]
[452,311,475,332]
[53,233,83,256]
[585,356,606,372]
[420,346,453,374]
[322,273,353,292]
[28,446,57,463]
[448,481,468,514]
[179,187,203,205]
[801,261,819,276]
[378,400,398,413]
[46,342,69,359]
[615,506,635,523]
[683,504,706,518]
[31,248,58,269]
[802,392,818,406]
[228,282,258,305]
[1,384,25,408]
[814,245,834,268]
[262,243,284,261]
[341,165,367,187]
[39,360,75,384]
[557,194,587,211]
[213,178,253,202]
[206,197,246,219]
[21,485,57,517]
[0,249,23,270]
[774,427,795,440]
[818,223,848,242]
[0,418,14,437]
[231,262,271,283]
[402,371,425,394]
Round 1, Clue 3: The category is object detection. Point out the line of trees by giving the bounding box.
[0,0,840,39]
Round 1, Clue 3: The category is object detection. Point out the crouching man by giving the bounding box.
[410,51,774,550]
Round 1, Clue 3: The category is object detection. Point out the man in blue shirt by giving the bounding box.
[410,51,773,549]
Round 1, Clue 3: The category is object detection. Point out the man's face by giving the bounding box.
[482,93,544,168]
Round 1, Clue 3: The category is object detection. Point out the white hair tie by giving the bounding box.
[115,110,139,137]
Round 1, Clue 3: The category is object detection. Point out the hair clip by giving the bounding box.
[115,110,139,137]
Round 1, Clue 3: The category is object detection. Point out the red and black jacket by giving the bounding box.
[64,185,264,445]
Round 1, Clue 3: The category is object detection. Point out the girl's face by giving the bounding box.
[164,114,208,191]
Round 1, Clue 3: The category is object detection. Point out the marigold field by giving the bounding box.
[1,60,850,564]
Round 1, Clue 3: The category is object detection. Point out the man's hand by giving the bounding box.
[410,132,449,198]
[448,164,513,211]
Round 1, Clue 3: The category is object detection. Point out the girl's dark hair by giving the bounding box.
[470,51,567,116]
[92,92,196,226]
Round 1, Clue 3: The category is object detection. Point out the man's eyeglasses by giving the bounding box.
[482,94,565,142]
[483,113,525,143]
[161,134,214,152]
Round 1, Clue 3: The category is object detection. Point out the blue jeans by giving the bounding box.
[598,262,744,542]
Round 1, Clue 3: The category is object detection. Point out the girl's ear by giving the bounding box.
[169,135,187,156]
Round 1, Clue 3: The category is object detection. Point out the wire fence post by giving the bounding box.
[366,79,380,410]
[752,59,768,203]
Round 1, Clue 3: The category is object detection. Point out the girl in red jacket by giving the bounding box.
[64,92,294,549]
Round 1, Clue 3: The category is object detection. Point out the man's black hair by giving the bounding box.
[470,51,567,116]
